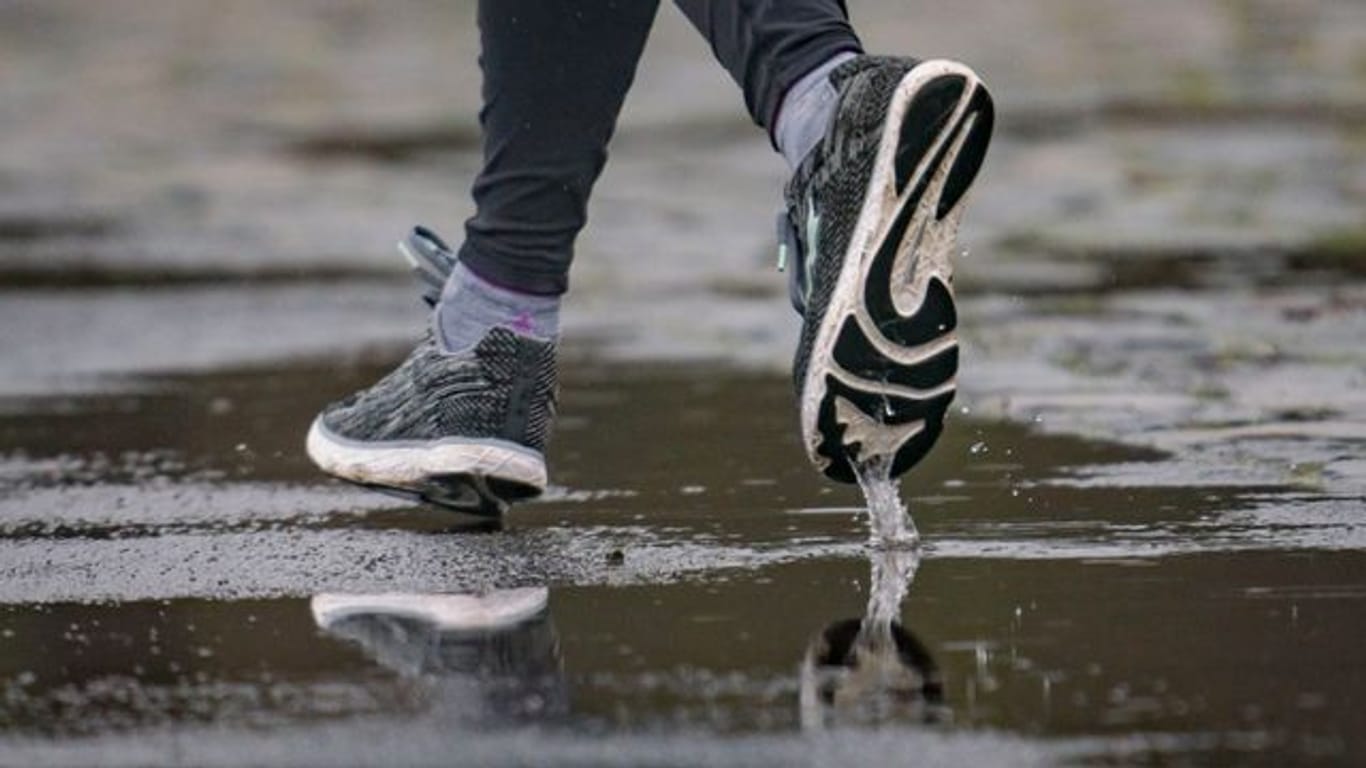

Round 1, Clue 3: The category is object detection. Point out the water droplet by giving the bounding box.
[969,441,988,455]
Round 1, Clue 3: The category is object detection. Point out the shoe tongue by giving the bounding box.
[402,226,458,308]
[412,225,452,252]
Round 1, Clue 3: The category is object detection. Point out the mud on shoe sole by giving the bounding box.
[802,59,995,483]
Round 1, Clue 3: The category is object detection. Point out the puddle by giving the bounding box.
[0,358,1362,765]
[1,0,1363,762]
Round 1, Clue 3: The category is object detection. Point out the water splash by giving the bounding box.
[862,546,921,631]
[852,455,918,547]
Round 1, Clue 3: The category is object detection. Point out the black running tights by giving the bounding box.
[458,0,862,295]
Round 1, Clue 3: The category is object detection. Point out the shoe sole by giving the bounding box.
[801,60,994,483]
[305,417,547,516]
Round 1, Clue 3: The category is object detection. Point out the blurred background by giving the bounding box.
[2,3,1366,764]
[1,0,1361,296]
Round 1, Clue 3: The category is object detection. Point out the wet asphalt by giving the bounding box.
[2,1,1365,765]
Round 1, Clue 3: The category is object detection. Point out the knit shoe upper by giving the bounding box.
[317,328,557,454]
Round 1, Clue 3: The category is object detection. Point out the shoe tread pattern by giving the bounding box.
[800,60,994,482]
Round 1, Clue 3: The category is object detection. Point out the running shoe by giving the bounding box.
[305,229,557,516]
[780,57,994,483]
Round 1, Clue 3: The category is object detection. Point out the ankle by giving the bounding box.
[774,52,858,170]
[436,262,561,353]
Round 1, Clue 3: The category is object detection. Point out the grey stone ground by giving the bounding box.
[2,0,1363,490]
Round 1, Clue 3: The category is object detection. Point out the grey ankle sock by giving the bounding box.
[774,52,857,170]
[435,262,560,353]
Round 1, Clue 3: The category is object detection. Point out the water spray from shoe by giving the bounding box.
[853,454,918,548]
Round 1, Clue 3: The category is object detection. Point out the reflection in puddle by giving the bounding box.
[311,589,566,725]
[311,549,944,735]
[801,546,944,730]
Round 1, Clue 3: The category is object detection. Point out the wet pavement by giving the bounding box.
[1,361,1363,765]
[2,1,1365,765]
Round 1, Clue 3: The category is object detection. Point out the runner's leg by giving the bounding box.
[672,0,862,163]
[455,0,661,298]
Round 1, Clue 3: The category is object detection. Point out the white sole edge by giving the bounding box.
[305,417,547,492]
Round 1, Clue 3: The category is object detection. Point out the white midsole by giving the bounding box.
[800,59,984,466]
[305,417,547,491]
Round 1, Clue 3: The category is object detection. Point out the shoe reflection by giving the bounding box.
[311,589,566,724]
[800,547,946,729]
